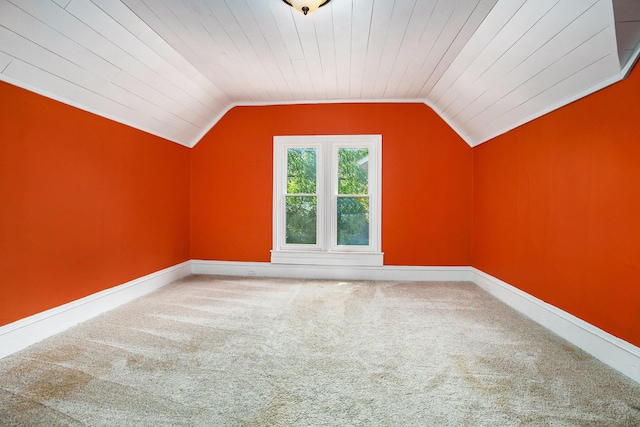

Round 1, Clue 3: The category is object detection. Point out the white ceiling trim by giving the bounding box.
[0,65,628,150]
[452,71,623,147]
[0,72,186,145]
[188,97,429,149]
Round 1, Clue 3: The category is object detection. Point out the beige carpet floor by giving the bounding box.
[1,275,639,426]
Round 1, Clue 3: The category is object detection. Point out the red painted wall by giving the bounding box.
[473,67,640,347]
[0,82,190,327]
[190,103,473,266]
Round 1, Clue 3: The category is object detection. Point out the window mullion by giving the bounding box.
[322,140,333,252]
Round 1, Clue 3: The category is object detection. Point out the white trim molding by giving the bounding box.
[2,260,638,386]
[191,260,472,282]
[472,268,640,384]
[270,250,384,266]
[0,261,191,360]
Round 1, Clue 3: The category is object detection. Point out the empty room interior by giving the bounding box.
[2,0,640,425]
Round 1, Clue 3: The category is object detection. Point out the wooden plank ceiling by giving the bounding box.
[1,0,638,147]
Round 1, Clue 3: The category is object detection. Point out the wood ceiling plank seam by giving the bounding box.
[202,0,275,103]
[14,0,219,119]
[195,10,244,64]
[382,0,438,98]
[101,82,163,116]
[359,0,395,98]
[348,0,374,98]
[119,59,223,122]
[428,0,526,104]
[6,0,131,79]
[150,109,202,135]
[236,5,292,92]
[2,58,149,123]
[293,11,327,100]
[493,27,617,116]
[181,6,259,104]
[226,0,294,101]
[266,0,305,61]
[124,0,205,68]
[452,0,610,126]
[0,1,120,82]
[111,70,210,128]
[291,58,315,99]
[196,52,257,103]
[52,0,70,7]
[262,1,308,100]
[394,0,448,98]
[462,27,614,133]
[404,1,459,98]
[373,0,417,99]
[125,0,238,107]
[417,0,486,98]
[150,0,210,66]
[144,0,239,106]
[467,53,619,143]
[0,50,12,72]
[0,26,114,95]
[420,0,498,98]
[314,6,339,100]
[331,0,353,97]
[499,1,610,73]
[94,0,215,86]
[145,118,193,142]
[121,0,236,102]
[147,2,237,103]
[196,50,266,105]
[245,1,303,99]
[438,0,561,117]
[0,25,125,106]
[440,0,567,120]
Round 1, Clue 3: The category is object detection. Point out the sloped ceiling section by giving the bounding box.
[0,0,639,148]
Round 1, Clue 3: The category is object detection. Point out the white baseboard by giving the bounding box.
[190,260,474,282]
[472,268,640,384]
[0,261,191,359]
[2,260,638,385]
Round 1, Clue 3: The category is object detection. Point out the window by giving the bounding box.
[272,135,382,266]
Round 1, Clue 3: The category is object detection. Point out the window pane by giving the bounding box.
[337,197,369,246]
[338,148,368,195]
[287,148,316,194]
[286,196,317,244]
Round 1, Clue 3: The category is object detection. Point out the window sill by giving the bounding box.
[270,250,384,267]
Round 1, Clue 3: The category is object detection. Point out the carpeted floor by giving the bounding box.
[1,275,640,426]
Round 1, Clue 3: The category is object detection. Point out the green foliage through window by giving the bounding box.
[337,148,369,245]
[286,148,317,244]
[338,148,368,195]
[287,148,316,194]
[285,146,371,246]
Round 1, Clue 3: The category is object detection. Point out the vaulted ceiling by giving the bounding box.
[1,0,639,148]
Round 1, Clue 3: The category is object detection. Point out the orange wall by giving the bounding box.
[190,103,473,266]
[473,67,640,347]
[0,82,190,327]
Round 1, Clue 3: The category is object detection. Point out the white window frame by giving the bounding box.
[271,135,383,266]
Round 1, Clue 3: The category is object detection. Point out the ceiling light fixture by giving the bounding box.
[282,0,331,15]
